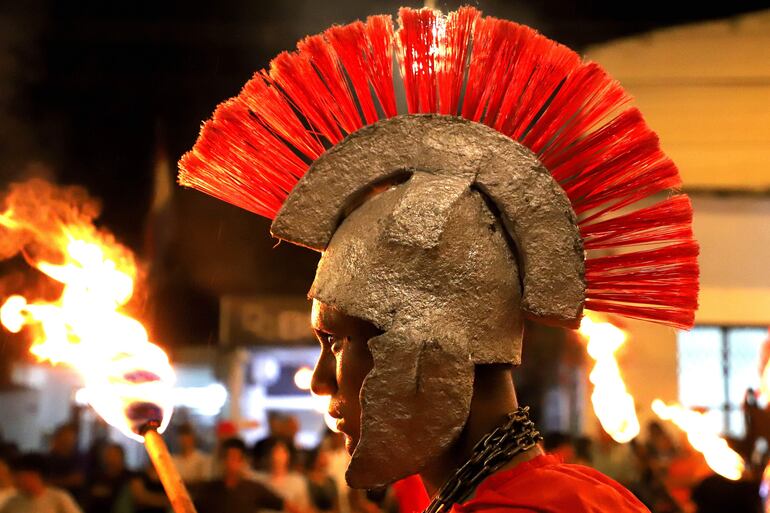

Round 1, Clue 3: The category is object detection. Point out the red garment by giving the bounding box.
[452,455,649,513]
[393,474,430,513]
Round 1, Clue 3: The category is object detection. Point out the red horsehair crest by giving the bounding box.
[179,6,699,330]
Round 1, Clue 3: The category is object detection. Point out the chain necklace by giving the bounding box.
[423,407,542,513]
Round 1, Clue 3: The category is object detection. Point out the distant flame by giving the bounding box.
[652,399,745,480]
[294,366,313,391]
[579,314,640,443]
[0,180,174,442]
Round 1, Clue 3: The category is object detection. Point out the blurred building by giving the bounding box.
[584,9,770,436]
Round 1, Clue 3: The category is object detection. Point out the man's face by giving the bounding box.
[101,446,124,473]
[52,427,76,455]
[223,448,245,477]
[310,300,380,455]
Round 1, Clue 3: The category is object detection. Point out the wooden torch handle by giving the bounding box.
[143,429,198,513]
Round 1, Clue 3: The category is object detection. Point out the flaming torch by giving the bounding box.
[652,399,745,480]
[0,180,196,513]
[578,313,640,443]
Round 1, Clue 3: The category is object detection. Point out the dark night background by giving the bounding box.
[0,0,768,351]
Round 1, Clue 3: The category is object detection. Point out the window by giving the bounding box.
[677,326,768,437]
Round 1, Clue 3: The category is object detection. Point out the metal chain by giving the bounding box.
[423,407,542,513]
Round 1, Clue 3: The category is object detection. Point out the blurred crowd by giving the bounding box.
[0,418,414,513]
[0,418,764,513]
[543,421,763,513]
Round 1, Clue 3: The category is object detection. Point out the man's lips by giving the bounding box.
[328,410,348,435]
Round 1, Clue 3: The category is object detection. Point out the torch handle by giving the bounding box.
[144,429,198,513]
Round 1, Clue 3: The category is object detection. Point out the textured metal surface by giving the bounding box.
[271,114,586,488]
[272,115,585,325]
[271,115,486,250]
[476,154,585,327]
[347,323,474,489]
[310,176,523,365]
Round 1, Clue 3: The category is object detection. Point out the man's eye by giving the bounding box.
[318,332,343,354]
[329,336,343,355]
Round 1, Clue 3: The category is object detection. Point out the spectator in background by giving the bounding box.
[665,432,712,511]
[305,446,338,513]
[83,444,130,513]
[129,464,168,513]
[591,429,641,488]
[0,459,15,510]
[172,425,211,485]
[267,415,300,458]
[209,420,239,479]
[691,472,762,513]
[573,436,593,466]
[45,425,86,503]
[322,432,350,513]
[644,421,678,476]
[195,438,285,513]
[252,437,311,512]
[542,432,575,463]
[0,453,82,513]
[633,426,681,513]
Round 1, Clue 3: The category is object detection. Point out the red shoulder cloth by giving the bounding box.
[451,455,649,513]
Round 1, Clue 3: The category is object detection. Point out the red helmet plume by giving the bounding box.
[179,6,699,329]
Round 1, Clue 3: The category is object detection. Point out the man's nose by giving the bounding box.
[310,350,337,397]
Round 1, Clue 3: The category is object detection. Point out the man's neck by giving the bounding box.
[224,473,241,489]
[419,365,538,496]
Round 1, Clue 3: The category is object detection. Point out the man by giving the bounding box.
[171,425,212,485]
[0,453,82,513]
[83,444,130,513]
[44,425,85,503]
[195,438,285,513]
[179,6,698,512]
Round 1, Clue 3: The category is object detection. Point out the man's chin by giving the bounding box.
[345,439,405,490]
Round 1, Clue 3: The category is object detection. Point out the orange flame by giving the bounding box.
[0,180,174,442]
[652,400,745,480]
[579,314,640,443]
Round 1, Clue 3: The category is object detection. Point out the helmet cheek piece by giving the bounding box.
[347,324,474,489]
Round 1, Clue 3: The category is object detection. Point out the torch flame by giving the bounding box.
[652,399,745,480]
[579,314,640,443]
[0,180,174,442]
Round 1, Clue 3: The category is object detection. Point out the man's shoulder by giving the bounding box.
[45,487,83,512]
[0,494,23,513]
[456,455,649,513]
[191,450,212,462]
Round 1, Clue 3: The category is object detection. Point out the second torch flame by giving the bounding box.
[652,399,745,480]
[579,314,640,444]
